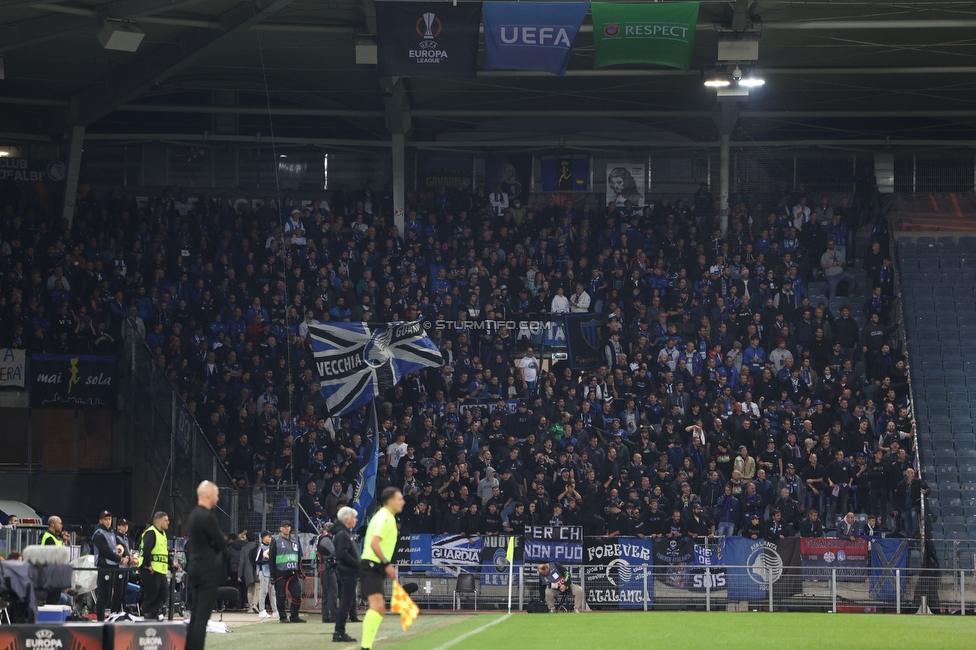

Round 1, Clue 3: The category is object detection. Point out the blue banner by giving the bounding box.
[726,538,801,600]
[352,430,379,521]
[689,538,726,591]
[393,534,433,566]
[869,538,908,602]
[482,2,591,76]
[524,525,583,562]
[540,154,591,191]
[617,539,654,608]
[480,535,522,586]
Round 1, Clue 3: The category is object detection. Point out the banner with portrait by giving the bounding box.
[605,162,646,207]
[485,154,532,202]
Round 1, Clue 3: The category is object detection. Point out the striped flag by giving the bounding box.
[308,321,443,416]
[391,580,420,631]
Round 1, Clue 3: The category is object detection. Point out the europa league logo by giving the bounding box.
[416,11,442,41]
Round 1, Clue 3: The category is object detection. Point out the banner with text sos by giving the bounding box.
[30,354,118,409]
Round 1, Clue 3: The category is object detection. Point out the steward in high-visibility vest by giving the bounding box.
[139,511,173,619]
[41,515,64,546]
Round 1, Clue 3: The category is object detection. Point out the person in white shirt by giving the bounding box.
[550,287,570,314]
[792,197,811,229]
[489,182,509,218]
[568,283,591,313]
[518,348,539,389]
[386,431,408,472]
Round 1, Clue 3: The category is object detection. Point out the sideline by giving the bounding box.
[429,614,512,650]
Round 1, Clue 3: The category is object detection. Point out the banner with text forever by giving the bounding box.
[377,1,482,77]
[591,2,700,70]
[482,2,591,75]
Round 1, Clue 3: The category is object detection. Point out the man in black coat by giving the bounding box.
[331,507,360,643]
[92,510,125,621]
[186,481,228,650]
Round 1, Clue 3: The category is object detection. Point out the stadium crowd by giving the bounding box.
[0,171,923,541]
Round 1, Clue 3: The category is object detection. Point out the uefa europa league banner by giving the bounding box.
[376,1,481,77]
[482,2,591,76]
[591,2,700,70]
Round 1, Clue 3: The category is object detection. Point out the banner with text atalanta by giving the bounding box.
[30,354,117,409]
[591,2,700,70]
[482,2,590,76]
[377,2,481,77]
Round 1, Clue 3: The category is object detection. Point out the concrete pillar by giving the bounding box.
[392,132,405,233]
[61,125,85,227]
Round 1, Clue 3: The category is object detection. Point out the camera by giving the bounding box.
[732,67,742,82]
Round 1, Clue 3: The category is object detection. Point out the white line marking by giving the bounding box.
[430,614,511,650]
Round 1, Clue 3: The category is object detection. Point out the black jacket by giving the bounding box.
[186,505,228,584]
[331,521,360,577]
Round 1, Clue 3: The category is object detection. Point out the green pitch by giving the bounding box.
[206,611,976,650]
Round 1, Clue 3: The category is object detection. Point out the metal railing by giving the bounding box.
[122,335,234,528]
[216,486,302,536]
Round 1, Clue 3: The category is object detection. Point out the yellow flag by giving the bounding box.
[391,580,419,631]
[505,535,515,563]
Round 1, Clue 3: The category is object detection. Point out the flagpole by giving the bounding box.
[507,559,513,614]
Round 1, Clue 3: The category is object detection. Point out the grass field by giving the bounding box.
[206,611,976,650]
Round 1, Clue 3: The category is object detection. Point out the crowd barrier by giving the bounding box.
[0,622,186,650]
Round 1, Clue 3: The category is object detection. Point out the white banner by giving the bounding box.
[0,348,26,387]
[606,162,646,207]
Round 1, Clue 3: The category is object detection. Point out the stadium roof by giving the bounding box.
[3,0,976,148]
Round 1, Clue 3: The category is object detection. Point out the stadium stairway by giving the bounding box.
[899,235,976,568]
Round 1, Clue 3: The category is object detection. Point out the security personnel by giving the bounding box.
[268,519,305,623]
[315,522,337,624]
[92,510,126,621]
[111,519,133,614]
[140,511,173,620]
[41,516,65,604]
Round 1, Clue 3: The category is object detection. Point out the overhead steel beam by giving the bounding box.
[479,65,976,78]
[730,0,753,32]
[0,96,69,107]
[115,103,385,118]
[84,132,393,147]
[0,0,204,53]
[66,0,298,128]
[761,19,976,29]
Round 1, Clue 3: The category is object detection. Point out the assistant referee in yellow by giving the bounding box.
[359,487,405,650]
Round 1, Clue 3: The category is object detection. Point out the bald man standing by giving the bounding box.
[186,481,227,650]
[41,516,65,604]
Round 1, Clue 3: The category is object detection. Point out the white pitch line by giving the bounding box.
[430,614,512,650]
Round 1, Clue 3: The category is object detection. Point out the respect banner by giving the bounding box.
[376,1,481,77]
[30,354,117,409]
[483,2,590,76]
[591,2,700,70]
[800,537,869,581]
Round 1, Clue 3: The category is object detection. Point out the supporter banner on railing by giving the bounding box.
[726,537,800,600]
[431,534,483,575]
[564,313,606,370]
[605,162,646,207]
[393,534,430,566]
[690,537,726,591]
[540,154,591,192]
[480,534,523,586]
[800,537,869,581]
[524,525,583,562]
[0,348,26,387]
[482,2,590,76]
[420,154,474,191]
[869,538,908,602]
[376,1,481,77]
[583,537,654,609]
[590,2,700,70]
[652,537,696,589]
[30,354,117,409]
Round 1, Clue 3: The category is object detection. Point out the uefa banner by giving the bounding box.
[524,525,583,562]
[376,1,481,77]
[800,537,869,581]
[591,2,700,70]
[564,313,606,370]
[540,154,591,191]
[420,154,474,191]
[0,348,26,387]
[482,2,590,75]
[30,354,117,409]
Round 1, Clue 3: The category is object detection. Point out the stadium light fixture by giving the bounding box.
[0,151,9,157]
[704,79,731,88]
[739,78,765,88]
